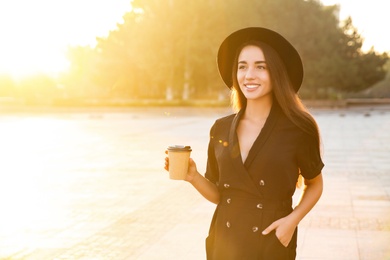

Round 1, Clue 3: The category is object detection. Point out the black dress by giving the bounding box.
[204,103,324,260]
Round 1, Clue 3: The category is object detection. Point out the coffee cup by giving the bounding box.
[167,145,192,180]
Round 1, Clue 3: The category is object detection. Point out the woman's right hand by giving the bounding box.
[165,151,220,204]
[164,151,199,182]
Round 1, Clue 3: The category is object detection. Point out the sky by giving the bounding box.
[320,0,389,53]
[0,0,132,78]
[0,0,388,78]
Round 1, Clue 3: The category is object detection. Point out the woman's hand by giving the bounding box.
[164,150,198,182]
[262,174,323,247]
[262,215,297,247]
[164,150,220,204]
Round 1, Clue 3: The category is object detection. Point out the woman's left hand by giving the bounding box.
[262,215,297,247]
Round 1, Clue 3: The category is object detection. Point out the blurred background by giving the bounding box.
[0,0,389,108]
[1,1,390,259]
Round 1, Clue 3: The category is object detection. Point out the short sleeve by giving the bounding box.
[205,123,219,184]
[296,132,324,179]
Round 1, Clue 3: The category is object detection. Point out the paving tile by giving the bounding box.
[356,231,390,260]
[298,228,359,260]
[0,106,389,259]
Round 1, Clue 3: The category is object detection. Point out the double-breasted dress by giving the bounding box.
[204,103,324,260]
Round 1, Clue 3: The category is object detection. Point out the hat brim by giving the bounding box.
[217,27,303,92]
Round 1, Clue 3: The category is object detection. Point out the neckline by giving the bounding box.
[229,102,280,168]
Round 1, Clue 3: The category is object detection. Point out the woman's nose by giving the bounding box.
[245,67,256,79]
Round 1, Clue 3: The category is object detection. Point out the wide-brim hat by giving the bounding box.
[217,27,303,92]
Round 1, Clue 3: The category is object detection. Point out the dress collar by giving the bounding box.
[229,102,281,169]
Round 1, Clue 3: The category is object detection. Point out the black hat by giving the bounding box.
[217,27,303,92]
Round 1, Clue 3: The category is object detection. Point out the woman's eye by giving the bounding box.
[238,65,246,70]
[257,65,266,70]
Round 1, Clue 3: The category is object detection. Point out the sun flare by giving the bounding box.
[0,0,388,80]
[0,0,132,79]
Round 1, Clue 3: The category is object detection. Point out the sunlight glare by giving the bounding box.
[321,0,390,52]
[0,118,79,248]
[0,0,132,78]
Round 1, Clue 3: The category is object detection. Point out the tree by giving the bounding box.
[334,18,388,93]
[63,45,98,98]
[94,11,146,98]
[17,74,57,104]
[69,0,388,100]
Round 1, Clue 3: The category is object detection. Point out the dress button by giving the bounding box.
[227,198,231,204]
[257,203,263,209]
[224,183,230,188]
[259,180,265,186]
[226,221,231,228]
[252,226,259,232]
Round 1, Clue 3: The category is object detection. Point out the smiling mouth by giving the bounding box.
[245,84,260,89]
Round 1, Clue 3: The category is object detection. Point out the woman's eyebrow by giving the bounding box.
[238,60,266,64]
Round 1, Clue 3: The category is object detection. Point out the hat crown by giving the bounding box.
[217,27,303,92]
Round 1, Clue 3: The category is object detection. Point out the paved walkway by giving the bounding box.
[0,106,389,260]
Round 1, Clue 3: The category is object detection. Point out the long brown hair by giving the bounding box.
[231,41,321,186]
[231,41,320,140]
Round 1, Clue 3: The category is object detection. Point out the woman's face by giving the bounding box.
[237,45,272,102]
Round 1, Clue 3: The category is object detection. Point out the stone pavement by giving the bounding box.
[0,105,389,260]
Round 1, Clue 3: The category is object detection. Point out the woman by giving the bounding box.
[165,27,324,259]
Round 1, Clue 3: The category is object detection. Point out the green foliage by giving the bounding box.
[65,0,389,100]
[63,45,107,98]
[332,18,388,93]
[347,59,390,98]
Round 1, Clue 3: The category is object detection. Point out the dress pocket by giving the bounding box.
[261,230,290,259]
[273,231,288,248]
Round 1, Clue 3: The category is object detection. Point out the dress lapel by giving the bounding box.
[244,103,280,169]
[228,109,243,165]
[228,103,280,176]
[227,109,260,193]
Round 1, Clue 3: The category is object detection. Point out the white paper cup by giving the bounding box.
[167,145,192,180]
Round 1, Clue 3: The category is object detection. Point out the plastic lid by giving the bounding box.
[167,145,192,151]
